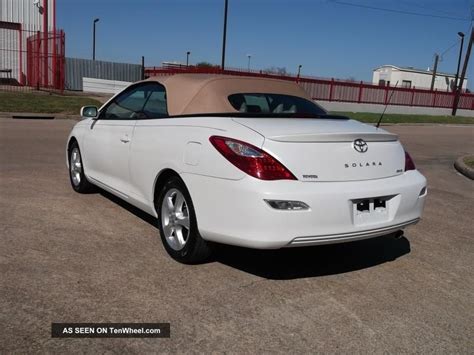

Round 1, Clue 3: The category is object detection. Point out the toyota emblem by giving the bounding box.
[353,139,368,153]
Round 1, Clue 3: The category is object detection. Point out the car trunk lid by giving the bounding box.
[232,117,404,182]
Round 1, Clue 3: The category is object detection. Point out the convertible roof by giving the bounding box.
[145,74,313,116]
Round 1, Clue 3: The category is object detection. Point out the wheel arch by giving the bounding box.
[153,168,182,207]
[66,136,78,167]
[67,136,78,151]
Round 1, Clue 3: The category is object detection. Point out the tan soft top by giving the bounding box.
[146,74,312,116]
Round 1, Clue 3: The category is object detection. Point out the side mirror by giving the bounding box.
[80,106,99,119]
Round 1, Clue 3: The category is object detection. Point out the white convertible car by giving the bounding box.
[67,74,427,263]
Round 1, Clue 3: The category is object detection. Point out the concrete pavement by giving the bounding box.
[0,118,473,353]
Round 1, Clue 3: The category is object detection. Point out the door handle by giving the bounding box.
[120,135,130,143]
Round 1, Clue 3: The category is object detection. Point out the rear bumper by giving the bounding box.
[288,218,419,247]
[181,171,427,249]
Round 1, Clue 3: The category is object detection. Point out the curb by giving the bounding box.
[0,112,80,120]
[454,155,474,180]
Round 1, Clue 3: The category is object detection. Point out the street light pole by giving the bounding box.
[221,0,228,71]
[186,51,191,66]
[247,54,251,71]
[297,65,302,82]
[93,18,99,61]
[453,32,465,91]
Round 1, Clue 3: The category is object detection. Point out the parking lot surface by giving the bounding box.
[1,118,473,353]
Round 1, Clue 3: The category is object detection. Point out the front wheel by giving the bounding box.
[68,142,95,193]
[156,177,212,264]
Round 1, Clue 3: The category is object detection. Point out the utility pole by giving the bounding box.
[452,28,473,116]
[221,0,228,71]
[430,54,439,91]
[453,32,465,91]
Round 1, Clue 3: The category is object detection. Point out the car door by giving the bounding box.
[82,83,159,197]
[127,82,169,203]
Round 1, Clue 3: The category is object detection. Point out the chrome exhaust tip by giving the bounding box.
[394,230,404,239]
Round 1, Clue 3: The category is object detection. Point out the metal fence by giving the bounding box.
[298,78,473,110]
[145,66,474,110]
[65,57,142,91]
[0,24,65,92]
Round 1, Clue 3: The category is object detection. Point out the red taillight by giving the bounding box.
[404,150,416,171]
[209,136,297,180]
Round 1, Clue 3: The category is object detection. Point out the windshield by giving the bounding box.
[228,93,327,116]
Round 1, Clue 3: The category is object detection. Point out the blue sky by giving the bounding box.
[57,0,473,88]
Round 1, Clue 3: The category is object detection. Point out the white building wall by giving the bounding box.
[373,66,467,91]
[1,0,54,31]
[0,0,55,82]
[0,27,19,77]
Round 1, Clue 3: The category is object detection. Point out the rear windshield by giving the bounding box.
[228,93,327,116]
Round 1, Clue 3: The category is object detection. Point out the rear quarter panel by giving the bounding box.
[129,117,264,211]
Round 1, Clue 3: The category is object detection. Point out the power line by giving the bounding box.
[398,0,468,19]
[330,1,471,21]
[439,23,473,60]
[440,41,459,58]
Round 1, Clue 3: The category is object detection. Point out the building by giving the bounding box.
[0,0,62,88]
[0,0,56,32]
[372,65,468,92]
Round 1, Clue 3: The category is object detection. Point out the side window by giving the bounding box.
[101,82,168,120]
[143,89,167,118]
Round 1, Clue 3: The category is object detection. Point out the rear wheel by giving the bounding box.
[68,142,95,193]
[156,176,212,264]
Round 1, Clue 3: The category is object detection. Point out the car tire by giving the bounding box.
[68,141,95,193]
[156,176,212,264]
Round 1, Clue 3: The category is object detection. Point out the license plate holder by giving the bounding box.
[352,195,394,226]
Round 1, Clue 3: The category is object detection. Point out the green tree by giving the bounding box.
[195,62,219,68]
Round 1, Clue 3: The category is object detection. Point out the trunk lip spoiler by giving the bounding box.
[266,132,398,143]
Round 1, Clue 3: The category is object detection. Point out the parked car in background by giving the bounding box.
[67,74,427,263]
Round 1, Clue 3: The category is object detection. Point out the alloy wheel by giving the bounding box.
[161,188,191,251]
[70,147,82,186]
